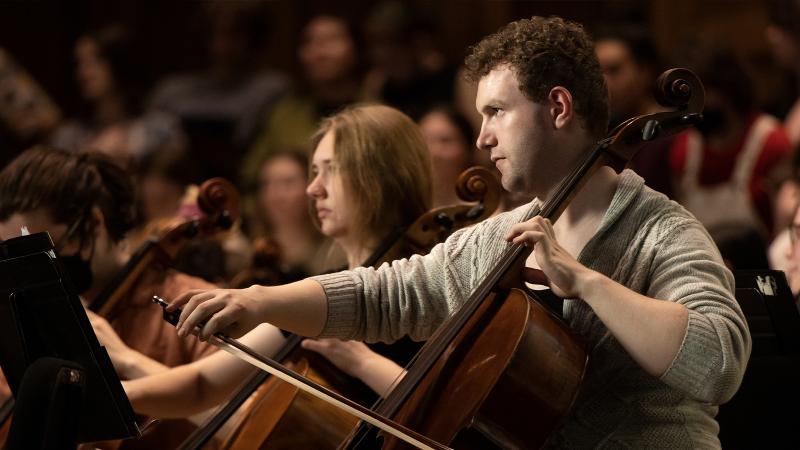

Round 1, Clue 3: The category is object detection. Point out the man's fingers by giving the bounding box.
[178,300,224,337]
[512,230,546,247]
[505,219,549,241]
[199,310,237,341]
[168,289,207,311]
[177,292,216,328]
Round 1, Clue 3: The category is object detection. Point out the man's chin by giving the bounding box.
[501,176,530,195]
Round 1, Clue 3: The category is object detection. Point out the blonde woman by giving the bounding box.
[123,104,432,419]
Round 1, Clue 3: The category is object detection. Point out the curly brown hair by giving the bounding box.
[464,16,608,138]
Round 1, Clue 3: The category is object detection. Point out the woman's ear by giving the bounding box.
[548,86,574,130]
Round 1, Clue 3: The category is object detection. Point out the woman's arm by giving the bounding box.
[124,324,287,418]
[87,310,169,379]
[301,339,406,396]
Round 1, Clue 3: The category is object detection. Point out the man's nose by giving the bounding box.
[476,126,497,151]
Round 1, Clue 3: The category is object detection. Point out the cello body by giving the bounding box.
[380,289,586,449]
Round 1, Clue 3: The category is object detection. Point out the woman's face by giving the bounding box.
[298,16,357,84]
[307,130,355,239]
[75,37,114,100]
[420,111,472,173]
[258,155,310,227]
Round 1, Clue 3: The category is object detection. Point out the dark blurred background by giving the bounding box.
[0,0,792,120]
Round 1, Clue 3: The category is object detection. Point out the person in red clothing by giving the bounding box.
[670,48,791,269]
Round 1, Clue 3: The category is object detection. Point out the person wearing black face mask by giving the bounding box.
[53,211,96,295]
[0,146,224,368]
[0,146,228,448]
[59,252,95,295]
[668,48,792,270]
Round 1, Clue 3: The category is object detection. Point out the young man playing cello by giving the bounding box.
[172,16,751,448]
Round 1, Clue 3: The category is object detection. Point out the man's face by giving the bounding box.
[475,66,555,197]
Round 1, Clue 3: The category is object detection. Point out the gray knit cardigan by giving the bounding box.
[312,170,751,449]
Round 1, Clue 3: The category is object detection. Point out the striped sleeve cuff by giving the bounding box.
[659,310,722,401]
[310,271,360,339]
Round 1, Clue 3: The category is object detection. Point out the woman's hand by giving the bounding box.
[87,310,168,379]
[170,286,268,340]
[302,338,406,396]
[301,339,378,378]
[505,216,596,298]
[87,310,134,374]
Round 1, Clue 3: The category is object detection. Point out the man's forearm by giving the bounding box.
[578,271,689,377]
[248,279,329,337]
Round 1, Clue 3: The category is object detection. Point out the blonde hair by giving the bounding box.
[310,104,432,240]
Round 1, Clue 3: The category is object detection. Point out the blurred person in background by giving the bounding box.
[669,47,792,269]
[763,0,800,271]
[418,105,476,208]
[241,14,367,196]
[362,0,458,120]
[765,0,800,149]
[595,25,675,197]
[149,1,287,182]
[781,201,800,299]
[52,25,182,168]
[0,48,61,166]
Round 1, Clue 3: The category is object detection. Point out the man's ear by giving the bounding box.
[88,206,106,235]
[548,86,574,130]
[80,206,107,259]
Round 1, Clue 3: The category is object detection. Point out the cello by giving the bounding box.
[342,67,705,449]
[175,166,502,450]
[98,178,240,449]
[90,178,239,319]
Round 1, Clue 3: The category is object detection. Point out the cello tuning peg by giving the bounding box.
[680,113,703,126]
[434,212,454,230]
[185,220,200,237]
[465,204,485,220]
[641,119,661,142]
[217,211,234,230]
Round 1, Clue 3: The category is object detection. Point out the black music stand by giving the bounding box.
[717,269,800,449]
[733,269,800,355]
[0,232,141,443]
